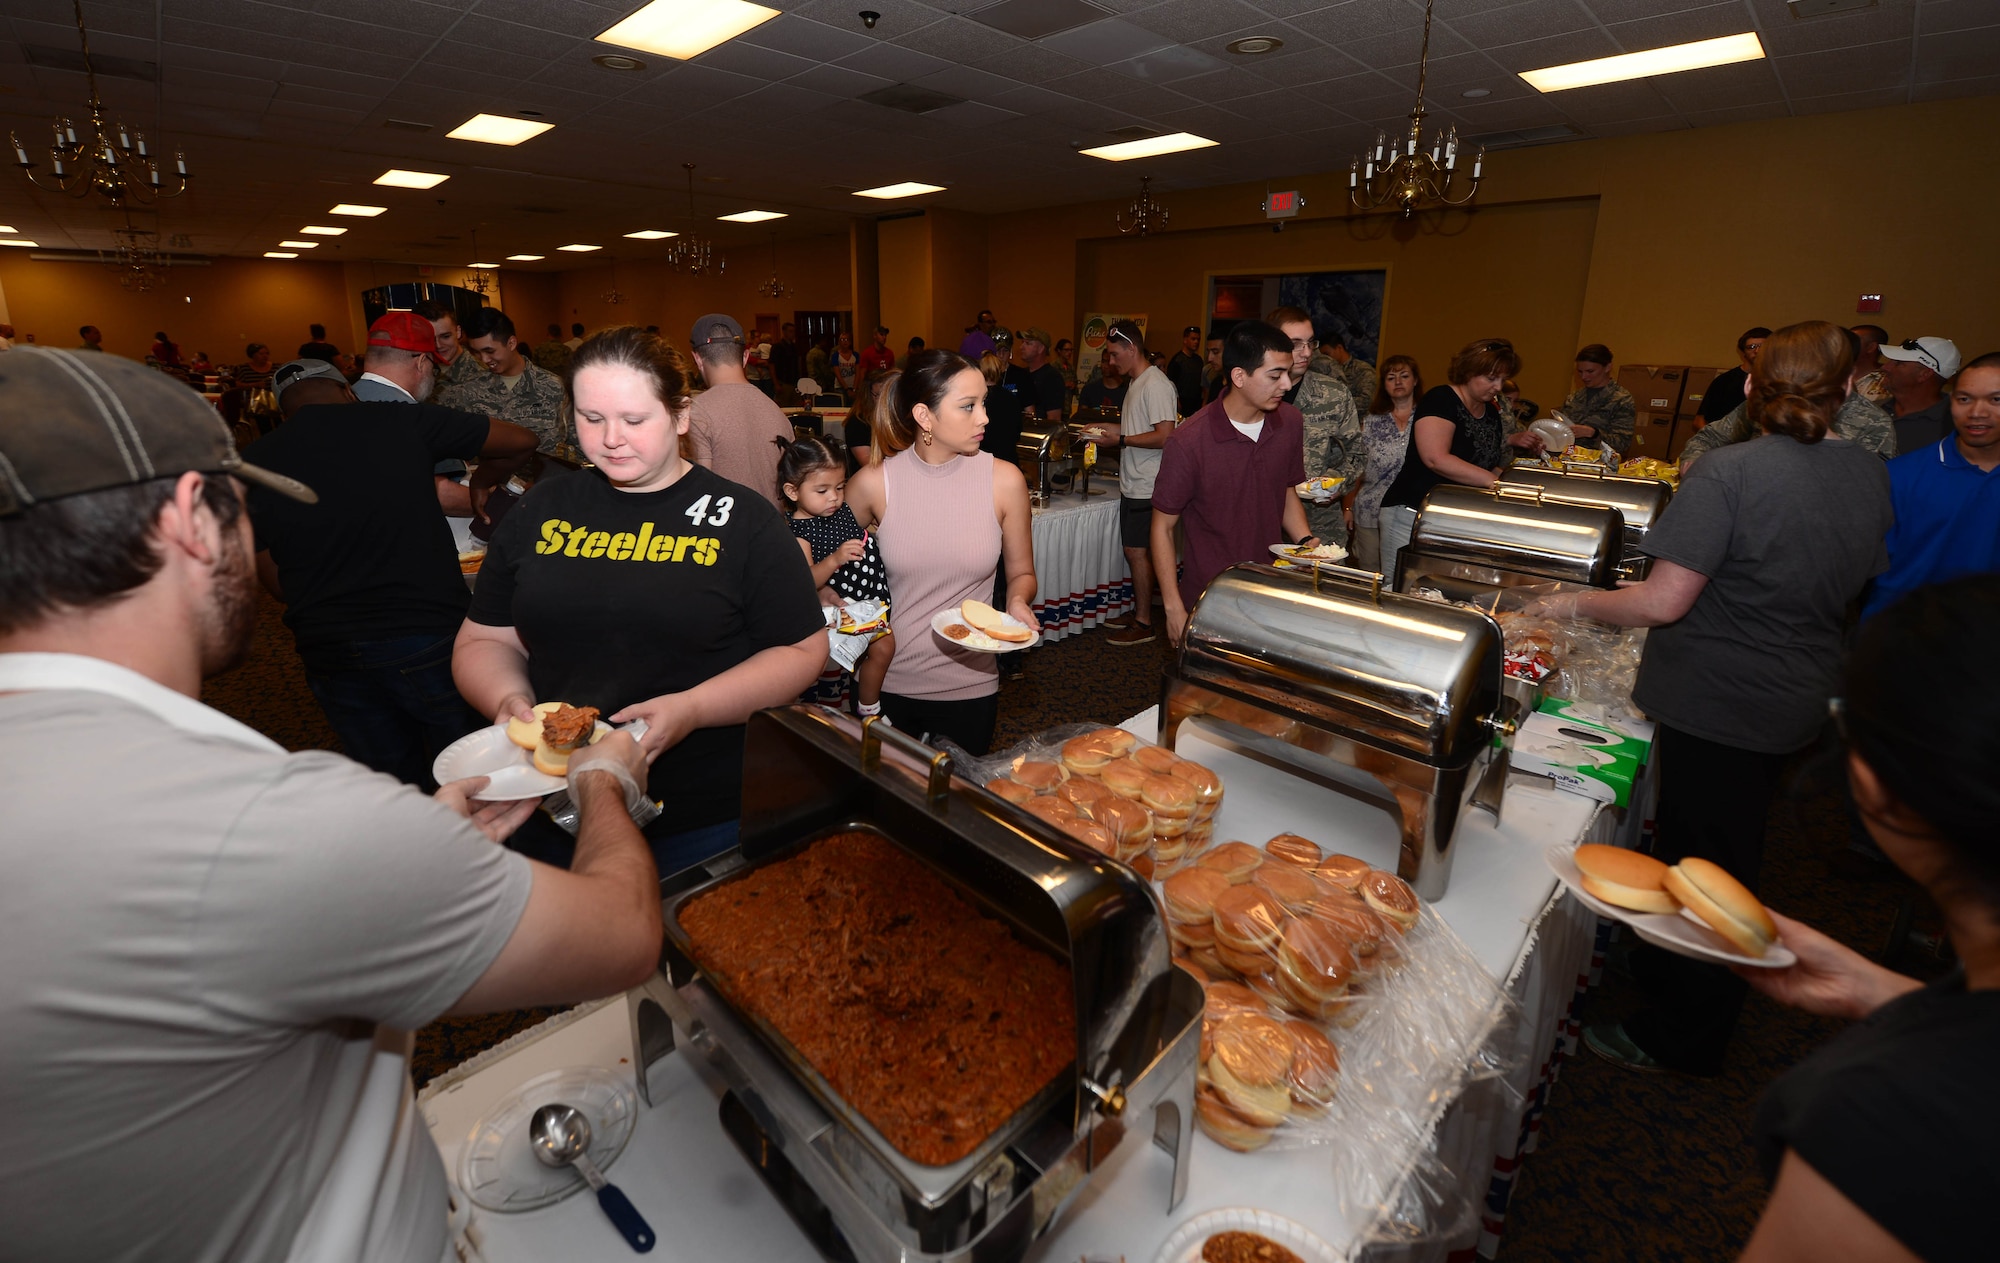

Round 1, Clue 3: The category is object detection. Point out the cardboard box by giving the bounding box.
[1512,704,1651,807]
[1630,410,1678,457]
[1665,416,1701,461]
[1616,364,1689,416]
[1678,366,1725,418]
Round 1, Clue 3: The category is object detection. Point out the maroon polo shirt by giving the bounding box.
[1152,396,1306,608]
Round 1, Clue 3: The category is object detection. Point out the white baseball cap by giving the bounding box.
[1879,336,1961,378]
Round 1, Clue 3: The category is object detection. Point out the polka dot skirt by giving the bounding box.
[790,502,891,605]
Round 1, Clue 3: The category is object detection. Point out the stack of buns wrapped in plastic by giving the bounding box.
[982,726,1223,880]
[1162,833,1420,1151]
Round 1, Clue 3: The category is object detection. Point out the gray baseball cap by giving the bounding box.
[0,347,316,515]
[271,357,349,399]
[690,312,743,348]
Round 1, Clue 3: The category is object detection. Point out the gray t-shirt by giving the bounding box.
[688,380,795,510]
[1119,364,1178,500]
[0,691,533,1263]
[1634,435,1891,753]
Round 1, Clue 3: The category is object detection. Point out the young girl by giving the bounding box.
[777,434,896,717]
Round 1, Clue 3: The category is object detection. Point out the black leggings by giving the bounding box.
[880,691,1001,756]
[1625,723,1792,1074]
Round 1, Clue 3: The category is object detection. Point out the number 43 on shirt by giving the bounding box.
[534,498,733,566]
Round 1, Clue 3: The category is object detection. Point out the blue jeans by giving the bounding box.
[300,632,485,789]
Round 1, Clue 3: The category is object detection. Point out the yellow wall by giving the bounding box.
[0,253,353,362]
[549,233,853,347]
[927,209,991,357]
[987,94,2000,407]
[877,214,931,350]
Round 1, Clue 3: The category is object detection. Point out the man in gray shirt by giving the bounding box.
[1078,320,1177,645]
[688,312,796,509]
[0,348,664,1263]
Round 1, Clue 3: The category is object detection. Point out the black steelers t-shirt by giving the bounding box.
[470,463,823,829]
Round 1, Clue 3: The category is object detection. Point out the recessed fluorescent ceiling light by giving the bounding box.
[717,210,785,223]
[264,251,297,258]
[1521,32,1765,92]
[1,238,39,247]
[447,113,554,145]
[467,262,500,269]
[1079,132,1217,161]
[558,243,602,252]
[279,240,320,248]
[299,225,347,235]
[506,253,545,261]
[596,0,779,60]
[0,225,15,233]
[374,169,449,189]
[330,203,386,216]
[624,229,679,239]
[853,182,945,199]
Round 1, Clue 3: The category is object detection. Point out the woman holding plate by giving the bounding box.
[454,327,827,875]
[844,350,1037,754]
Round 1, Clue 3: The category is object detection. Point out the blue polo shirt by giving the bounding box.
[1861,436,2000,621]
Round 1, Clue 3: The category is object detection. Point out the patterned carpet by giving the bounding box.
[204,588,1940,1260]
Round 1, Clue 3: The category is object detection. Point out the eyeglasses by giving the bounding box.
[1107,327,1138,347]
[1290,338,1318,352]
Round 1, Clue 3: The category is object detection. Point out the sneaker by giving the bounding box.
[1582,1022,1665,1074]
[1102,611,1134,630]
[1105,622,1157,647]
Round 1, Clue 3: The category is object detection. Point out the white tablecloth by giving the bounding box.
[423,710,1604,1263]
[1029,491,1132,642]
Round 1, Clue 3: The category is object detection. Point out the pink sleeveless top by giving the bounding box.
[879,447,1004,700]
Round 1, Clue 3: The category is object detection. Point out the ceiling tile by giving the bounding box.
[836,40,955,81]
[1789,85,1910,116]
[913,64,1025,104]
[466,0,622,35]
[1109,43,1227,83]
[1040,18,1173,63]
[1773,44,1913,98]
[1536,78,1676,123]
[1447,0,1595,48]
[1603,4,1750,54]
[1651,58,1788,111]
[1749,0,1914,57]
[793,0,944,39]
[893,14,1030,62]
[1166,65,1277,103]
[1238,43,1374,89]
[1911,70,2000,99]
[1914,24,2000,84]
[1485,27,1626,73]
[925,100,1026,128]
[694,39,818,80]
[789,62,895,97]
[1579,0,1732,20]
[1125,0,1272,43]
[1917,0,2000,35]
[969,43,1093,83]
[1318,21,1479,71]
[738,14,880,62]
[316,0,466,38]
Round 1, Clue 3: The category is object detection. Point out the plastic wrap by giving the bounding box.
[961,722,1524,1216]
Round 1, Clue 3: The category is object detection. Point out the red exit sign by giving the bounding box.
[1263,189,1304,219]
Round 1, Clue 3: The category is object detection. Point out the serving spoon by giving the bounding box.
[528,1102,655,1252]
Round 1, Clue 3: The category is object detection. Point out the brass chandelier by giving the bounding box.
[1115,175,1168,236]
[757,233,786,297]
[665,164,723,275]
[1348,0,1483,217]
[104,214,169,291]
[11,0,190,206]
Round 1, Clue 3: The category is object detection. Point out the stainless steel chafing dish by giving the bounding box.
[630,708,1201,1263]
[1495,465,1672,579]
[1015,421,1074,506]
[1397,482,1626,597]
[1159,563,1517,900]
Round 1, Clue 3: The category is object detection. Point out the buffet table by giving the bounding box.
[421,709,1602,1263]
[1029,490,1132,642]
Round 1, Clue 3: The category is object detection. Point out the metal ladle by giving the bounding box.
[528,1102,655,1252]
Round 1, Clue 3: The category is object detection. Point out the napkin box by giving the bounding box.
[1511,704,1650,807]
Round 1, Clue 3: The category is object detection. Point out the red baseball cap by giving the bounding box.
[368,310,438,357]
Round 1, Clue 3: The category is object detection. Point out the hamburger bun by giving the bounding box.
[506,701,565,750]
[1264,833,1323,867]
[1664,858,1777,958]
[1572,844,1678,915]
[1140,774,1198,820]
[1163,868,1231,925]
[1197,840,1266,884]
[1315,854,1371,891]
[1207,1044,1294,1127]
[1252,862,1323,917]
[1088,795,1152,847]
[960,598,1032,643]
[1099,757,1148,798]
[1060,732,1118,777]
[1131,743,1181,775]
[1195,1084,1276,1151]
[1284,1020,1341,1113]
[986,777,1035,806]
[1167,758,1224,804]
[1361,870,1420,932]
[530,722,607,777]
[1056,776,1114,813]
[1009,759,1068,793]
[1212,885,1286,955]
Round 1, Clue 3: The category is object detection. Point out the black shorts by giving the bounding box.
[1120,496,1153,550]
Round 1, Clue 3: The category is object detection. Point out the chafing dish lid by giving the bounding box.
[1495,465,1672,534]
[1016,422,1073,462]
[1179,563,1503,765]
[1410,483,1625,585]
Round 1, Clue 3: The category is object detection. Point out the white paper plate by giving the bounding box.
[1268,543,1350,567]
[1154,1207,1339,1263]
[432,719,615,802]
[1543,843,1795,969]
[931,607,1041,653]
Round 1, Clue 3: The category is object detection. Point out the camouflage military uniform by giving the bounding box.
[1558,382,1638,456]
[1337,356,1377,416]
[433,349,485,398]
[436,358,571,455]
[1679,393,1896,470]
[531,340,572,378]
[1295,369,1364,545]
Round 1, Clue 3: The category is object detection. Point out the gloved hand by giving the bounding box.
[1523,591,1584,621]
[567,731,651,819]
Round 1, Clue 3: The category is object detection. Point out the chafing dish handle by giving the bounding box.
[1308,560,1384,603]
[1493,482,1545,505]
[860,714,954,808]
